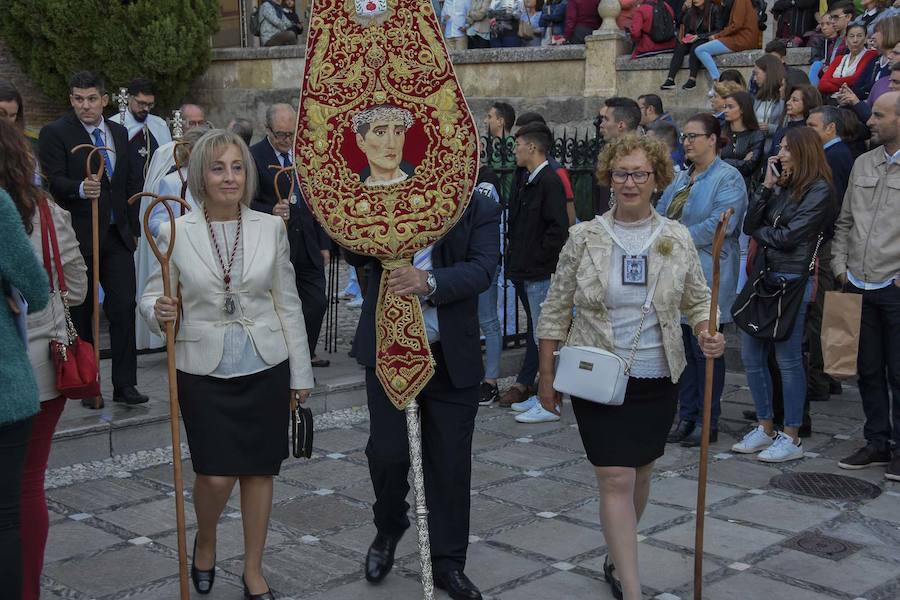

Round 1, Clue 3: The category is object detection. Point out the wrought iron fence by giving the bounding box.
[479,131,602,348]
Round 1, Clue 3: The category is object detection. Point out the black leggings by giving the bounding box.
[666,40,704,80]
[0,416,34,598]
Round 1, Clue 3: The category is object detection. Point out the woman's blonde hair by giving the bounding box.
[596,133,674,189]
[713,80,744,99]
[187,129,257,208]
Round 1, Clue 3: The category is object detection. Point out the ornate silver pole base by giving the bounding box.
[405,399,435,600]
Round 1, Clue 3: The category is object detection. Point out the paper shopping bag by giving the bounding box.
[821,291,863,379]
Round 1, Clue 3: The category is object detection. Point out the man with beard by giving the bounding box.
[120,78,172,188]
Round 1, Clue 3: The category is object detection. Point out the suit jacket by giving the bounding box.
[38,111,141,254]
[138,207,314,390]
[249,139,330,270]
[347,191,501,390]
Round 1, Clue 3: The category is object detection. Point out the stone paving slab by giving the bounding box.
[39,377,900,599]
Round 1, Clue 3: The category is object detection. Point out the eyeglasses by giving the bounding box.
[610,170,653,184]
[133,100,155,110]
[269,130,294,141]
[679,132,709,144]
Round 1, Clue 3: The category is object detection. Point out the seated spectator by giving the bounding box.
[282,0,304,35]
[768,84,823,160]
[540,0,569,44]
[661,0,722,90]
[520,0,546,47]
[489,0,524,47]
[638,94,675,127]
[826,2,857,63]
[854,0,891,34]
[647,120,686,170]
[260,0,299,46]
[844,59,900,126]
[761,40,814,90]
[630,0,677,58]
[466,0,494,48]
[837,15,900,106]
[711,80,745,125]
[564,0,600,43]
[444,0,472,50]
[772,0,818,45]
[719,68,748,87]
[752,55,787,147]
[819,23,879,95]
[809,15,840,86]
[693,0,760,83]
[617,0,640,31]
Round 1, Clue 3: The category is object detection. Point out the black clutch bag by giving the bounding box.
[291,400,314,459]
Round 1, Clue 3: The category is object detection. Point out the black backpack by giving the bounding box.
[648,1,676,43]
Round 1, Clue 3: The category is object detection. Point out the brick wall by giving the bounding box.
[0,40,66,131]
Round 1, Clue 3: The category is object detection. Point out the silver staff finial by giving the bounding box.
[171,109,184,139]
[114,87,129,125]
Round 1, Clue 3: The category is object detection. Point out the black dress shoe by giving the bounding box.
[602,555,623,600]
[81,396,104,409]
[667,420,695,443]
[681,427,718,447]
[191,535,215,594]
[113,386,149,405]
[434,569,483,600]
[242,575,274,600]
[365,532,402,583]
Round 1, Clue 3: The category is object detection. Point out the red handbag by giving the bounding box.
[39,200,100,399]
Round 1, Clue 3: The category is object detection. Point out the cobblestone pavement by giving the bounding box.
[40,373,900,600]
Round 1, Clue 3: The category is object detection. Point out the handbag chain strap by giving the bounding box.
[39,200,77,346]
[624,275,660,376]
[808,233,823,273]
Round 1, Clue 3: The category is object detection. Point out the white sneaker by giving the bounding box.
[758,432,804,463]
[515,403,560,423]
[731,426,776,454]
[346,297,363,308]
[511,395,540,413]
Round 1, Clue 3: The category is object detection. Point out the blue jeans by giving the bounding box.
[678,325,725,427]
[741,274,813,428]
[513,279,551,387]
[478,267,502,380]
[808,60,823,86]
[693,39,732,81]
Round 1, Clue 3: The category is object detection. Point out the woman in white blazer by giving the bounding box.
[140,129,313,600]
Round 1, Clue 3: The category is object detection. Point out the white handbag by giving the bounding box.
[552,276,659,405]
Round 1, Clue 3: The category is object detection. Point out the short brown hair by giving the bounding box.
[875,15,900,51]
[596,133,674,189]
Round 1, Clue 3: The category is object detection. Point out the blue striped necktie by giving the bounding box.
[91,128,113,179]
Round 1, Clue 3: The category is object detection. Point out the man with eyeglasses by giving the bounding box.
[250,103,332,368]
[120,78,172,188]
[826,2,857,64]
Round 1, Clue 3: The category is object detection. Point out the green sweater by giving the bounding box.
[0,188,49,425]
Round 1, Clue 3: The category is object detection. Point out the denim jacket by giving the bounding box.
[656,157,748,322]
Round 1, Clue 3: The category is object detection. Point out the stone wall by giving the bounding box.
[190,40,811,141]
[0,40,66,130]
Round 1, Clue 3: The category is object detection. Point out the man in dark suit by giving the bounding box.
[250,103,331,366]
[347,190,500,600]
[38,71,147,408]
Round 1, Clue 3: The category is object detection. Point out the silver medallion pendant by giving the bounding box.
[224,294,236,315]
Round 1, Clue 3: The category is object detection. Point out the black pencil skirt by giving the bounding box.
[571,376,678,468]
[176,361,290,476]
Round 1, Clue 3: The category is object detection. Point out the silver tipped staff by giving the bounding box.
[406,398,434,600]
[114,87,129,126]
[171,109,184,139]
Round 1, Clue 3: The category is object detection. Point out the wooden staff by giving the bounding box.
[71,144,112,409]
[128,191,192,600]
[694,207,734,600]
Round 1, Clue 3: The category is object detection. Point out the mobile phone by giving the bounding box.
[770,159,782,178]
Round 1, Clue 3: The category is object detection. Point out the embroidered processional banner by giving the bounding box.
[295,0,479,409]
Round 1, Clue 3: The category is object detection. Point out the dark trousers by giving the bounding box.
[293,253,327,357]
[666,41,703,80]
[0,416,34,600]
[70,226,137,390]
[678,325,725,426]
[468,35,491,48]
[806,255,837,400]
[513,280,539,388]
[21,397,65,600]
[849,283,900,451]
[364,346,479,573]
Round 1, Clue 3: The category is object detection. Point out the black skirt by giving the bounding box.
[177,361,290,476]
[571,377,677,468]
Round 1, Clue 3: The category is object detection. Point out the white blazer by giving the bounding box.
[139,206,314,390]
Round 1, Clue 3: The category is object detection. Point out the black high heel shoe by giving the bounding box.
[243,574,275,600]
[190,535,215,594]
[603,555,623,600]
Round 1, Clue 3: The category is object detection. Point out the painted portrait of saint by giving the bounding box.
[351,104,418,187]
